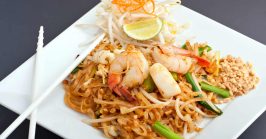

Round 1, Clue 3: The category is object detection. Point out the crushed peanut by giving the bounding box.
[209,55,259,96]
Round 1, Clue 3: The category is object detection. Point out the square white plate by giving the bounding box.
[0,3,266,139]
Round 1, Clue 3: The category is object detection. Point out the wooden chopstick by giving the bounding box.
[0,33,105,139]
[28,26,44,139]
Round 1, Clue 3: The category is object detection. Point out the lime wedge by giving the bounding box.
[123,17,163,40]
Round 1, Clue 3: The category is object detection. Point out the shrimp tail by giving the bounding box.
[191,55,211,67]
[108,73,136,102]
[117,86,136,102]
[175,47,211,67]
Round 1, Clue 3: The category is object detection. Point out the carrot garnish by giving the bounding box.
[112,0,155,15]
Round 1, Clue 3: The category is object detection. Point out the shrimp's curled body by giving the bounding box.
[152,47,192,74]
[108,48,149,101]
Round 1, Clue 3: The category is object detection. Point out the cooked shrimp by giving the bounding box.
[160,45,211,67]
[108,47,149,101]
[151,47,192,74]
[150,63,181,98]
[91,50,115,64]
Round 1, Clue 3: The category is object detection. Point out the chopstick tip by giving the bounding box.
[39,26,44,34]
[37,26,44,51]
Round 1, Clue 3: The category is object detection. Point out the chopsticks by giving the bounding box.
[28,26,44,139]
[0,33,105,139]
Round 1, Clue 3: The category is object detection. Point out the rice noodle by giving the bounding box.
[94,98,133,107]
[132,125,148,136]
[140,87,172,105]
[120,103,168,114]
[82,116,119,124]
[180,97,204,110]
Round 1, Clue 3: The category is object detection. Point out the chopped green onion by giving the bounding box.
[171,72,179,81]
[95,110,101,119]
[200,82,230,98]
[206,45,212,51]
[142,74,156,93]
[71,66,81,74]
[185,72,200,92]
[152,121,184,139]
[181,43,187,49]
[198,45,212,56]
[185,72,222,115]
[197,96,222,115]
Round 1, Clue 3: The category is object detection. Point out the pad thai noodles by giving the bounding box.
[63,0,259,138]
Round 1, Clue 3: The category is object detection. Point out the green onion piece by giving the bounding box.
[95,110,101,119]
[198,45,212,56]
[171,72,179,81]
[197,97,223,115]
[152,121,184,139]
[200,82,230,98]
[181,44,187,49]
[205,45,212,51]
[185,72,200,92]
[202,75,208,80]
[142,74,156,93]
[185,72,222,115]
[71,67,80,74]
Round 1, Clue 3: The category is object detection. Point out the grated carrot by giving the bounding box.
[112,0,155,15]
